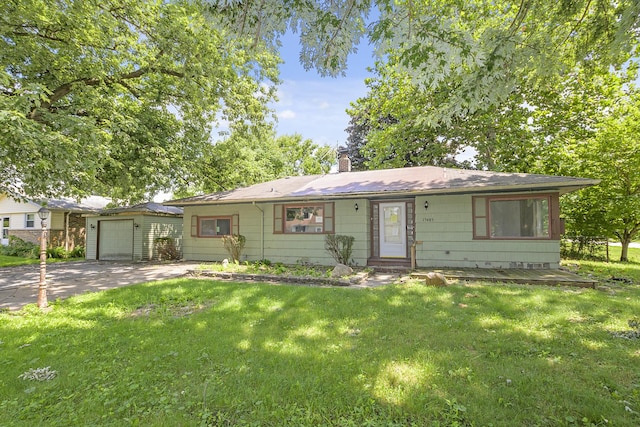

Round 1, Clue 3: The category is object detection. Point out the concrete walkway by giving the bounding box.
[0,261,199,311]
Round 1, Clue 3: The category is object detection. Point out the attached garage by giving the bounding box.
[85,202,183,261]
[98,219,134,260]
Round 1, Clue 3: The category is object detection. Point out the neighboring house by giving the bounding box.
[165,158,598,269]
[0,194,109,249]
[85,202,183,261]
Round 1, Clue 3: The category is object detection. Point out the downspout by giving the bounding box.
[252,202,264,260]
[64,211,70,252]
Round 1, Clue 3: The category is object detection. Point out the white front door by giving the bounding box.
[1,217,9,245]
[379,202,406,258]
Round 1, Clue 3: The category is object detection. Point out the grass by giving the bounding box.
[563,246,640,285]
[1,277,639,426]
[0,255,84,268]
[0,255,40,267]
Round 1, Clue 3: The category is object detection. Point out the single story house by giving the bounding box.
[165,159,598,269]
[85,202,183,261]
[0,194,109,249]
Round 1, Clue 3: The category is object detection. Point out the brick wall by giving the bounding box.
[10,230,43,245]
[9,213,86,249]
[49,213,86,249]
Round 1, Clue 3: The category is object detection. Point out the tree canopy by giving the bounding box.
[205,0,639,117]
[1,0,278,202]
[561,86,640,261]
[174,128,335,197]
[2,0,639,201]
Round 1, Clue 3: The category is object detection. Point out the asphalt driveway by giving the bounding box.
[0,261,199,311]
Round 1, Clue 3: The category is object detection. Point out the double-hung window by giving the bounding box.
[25,213,35,228]
[2,217,9,239]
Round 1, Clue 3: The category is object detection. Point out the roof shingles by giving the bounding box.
[167,166,599,206]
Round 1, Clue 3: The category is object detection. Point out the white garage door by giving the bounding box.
[98,220,134,261]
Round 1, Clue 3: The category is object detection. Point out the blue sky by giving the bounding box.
[270,32,376,149]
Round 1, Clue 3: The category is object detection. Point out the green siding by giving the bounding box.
[182,199,370,266]
[86,215,183,261]
[181,193,561,269]
[414,194,560,269]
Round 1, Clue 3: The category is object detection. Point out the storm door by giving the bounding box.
[379,202,407,258]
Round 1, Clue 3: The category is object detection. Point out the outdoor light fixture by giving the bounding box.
[37,207,50,221]
[90,224,96,230]
[424,201,429,210]
[354,203,359,212]
[37,207,50,309]
[134,223,140,229]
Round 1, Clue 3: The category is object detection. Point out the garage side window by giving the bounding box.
[199,217,231,237]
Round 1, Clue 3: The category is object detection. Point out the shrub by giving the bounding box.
[324,234,355,265]
[561,236,608,260]
[46,246,67,259]
[222,234,246,263]
[69,246,86,258]
[0,236,39,258]
[154,237,181,261]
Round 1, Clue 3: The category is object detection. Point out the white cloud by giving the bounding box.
[279,109,297,119]
[271,78,368,146]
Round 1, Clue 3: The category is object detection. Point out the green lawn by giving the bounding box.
[0,255,84,268]
[1,277,638,426]
[0,254,40,267]
[563,246,640,285]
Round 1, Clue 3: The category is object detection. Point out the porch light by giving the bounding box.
[37,207,50,309]
[424,201,429,210]
[90,224,96,230]
[354,203,359,212]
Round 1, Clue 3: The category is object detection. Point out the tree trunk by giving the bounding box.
[620,236,631,262]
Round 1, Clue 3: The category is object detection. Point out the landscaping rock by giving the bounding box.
[424,272,448,287]
[331,263,353,278]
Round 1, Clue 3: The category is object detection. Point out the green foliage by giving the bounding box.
[561,86,640,261]
[153,238,180,261]
[69,246,85,259]
[46,246,67,259]
[222,234,246,263]
[177,128,335,196]
[200,260,333,278]
[1,0,278,202]
[4,0,639,202]
[324,234,355,265]
[44,245,86,259]
[561,238,608,261]
[1,277,639,425]
[206,0,638,116]
[0,236,38,258]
